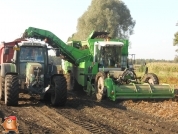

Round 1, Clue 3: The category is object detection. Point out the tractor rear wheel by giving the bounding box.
[4,75,19,106]
[142,73,159,85]
[51,75,67,106]
[95,72,106,102]
[0,77,5,101]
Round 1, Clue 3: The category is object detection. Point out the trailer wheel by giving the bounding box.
[51,75,67,106]
[4,75,19,106]
[95,72,106,102]
[143,73,159,85]
[0,77,5,101]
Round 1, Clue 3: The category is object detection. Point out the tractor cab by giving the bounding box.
[94,41,127,70]
[93,41,138,84]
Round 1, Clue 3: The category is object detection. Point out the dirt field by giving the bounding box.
[0,74,178,134]
[0,91,178,134]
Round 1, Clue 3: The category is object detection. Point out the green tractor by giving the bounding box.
[21,27,175,102]
[0,40,67,106]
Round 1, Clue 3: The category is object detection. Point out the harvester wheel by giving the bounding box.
[143,73,159,85]
[95,72,106,102]
[51,75,67,106]
[122,69,137,84]
[4,75,19,106]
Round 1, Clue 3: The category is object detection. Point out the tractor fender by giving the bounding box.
[1,63,17,78]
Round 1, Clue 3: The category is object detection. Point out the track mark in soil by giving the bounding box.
[33,105,92,134]
[54,107,122,134]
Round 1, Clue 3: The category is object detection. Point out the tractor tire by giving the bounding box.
[0,77,5,101]
[95,71,106,102]
[51,75,67,107]
[142,73,159,85]
[4,75,19,106]
[43,92,51,102]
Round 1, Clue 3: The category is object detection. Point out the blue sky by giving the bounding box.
[0,0,177,60]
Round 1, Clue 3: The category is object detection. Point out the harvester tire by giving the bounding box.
[0,77,5,101]
[143,73,159,85]
[122,69,137,84]
[95,72,106,102]
[51,75,67,107]
[4,75,19,106]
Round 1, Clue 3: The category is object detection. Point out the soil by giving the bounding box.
[0,74,178,134]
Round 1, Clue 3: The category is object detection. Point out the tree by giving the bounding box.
[173,32,178,59]
[173,32,178,46]
[69,0,135,41]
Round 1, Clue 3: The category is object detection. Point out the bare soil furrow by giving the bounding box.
[0,91,178,134]
[33,105,91,134]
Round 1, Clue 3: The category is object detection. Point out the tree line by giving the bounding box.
[135,59,175,65]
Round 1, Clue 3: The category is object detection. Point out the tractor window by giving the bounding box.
[20,47,44,62]
[97,46,122,68]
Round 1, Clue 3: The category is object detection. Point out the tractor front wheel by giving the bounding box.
[51,75,67,106]
[142,73,159,85]
[4,75,19,106]
[95,72,106,102]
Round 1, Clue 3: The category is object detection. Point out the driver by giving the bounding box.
[24,48,37,60]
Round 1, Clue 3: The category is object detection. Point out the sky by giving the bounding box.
[0,0,178,60]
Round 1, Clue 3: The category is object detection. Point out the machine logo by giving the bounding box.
[1,116,19,134]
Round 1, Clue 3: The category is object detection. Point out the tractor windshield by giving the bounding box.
[20,47,45,62]
[96,46,122,68]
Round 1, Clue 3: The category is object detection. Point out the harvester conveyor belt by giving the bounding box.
[22,27,92,65]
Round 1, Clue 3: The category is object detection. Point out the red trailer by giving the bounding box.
[0,39,26,64]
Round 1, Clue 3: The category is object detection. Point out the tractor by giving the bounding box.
[0,40,67,106]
